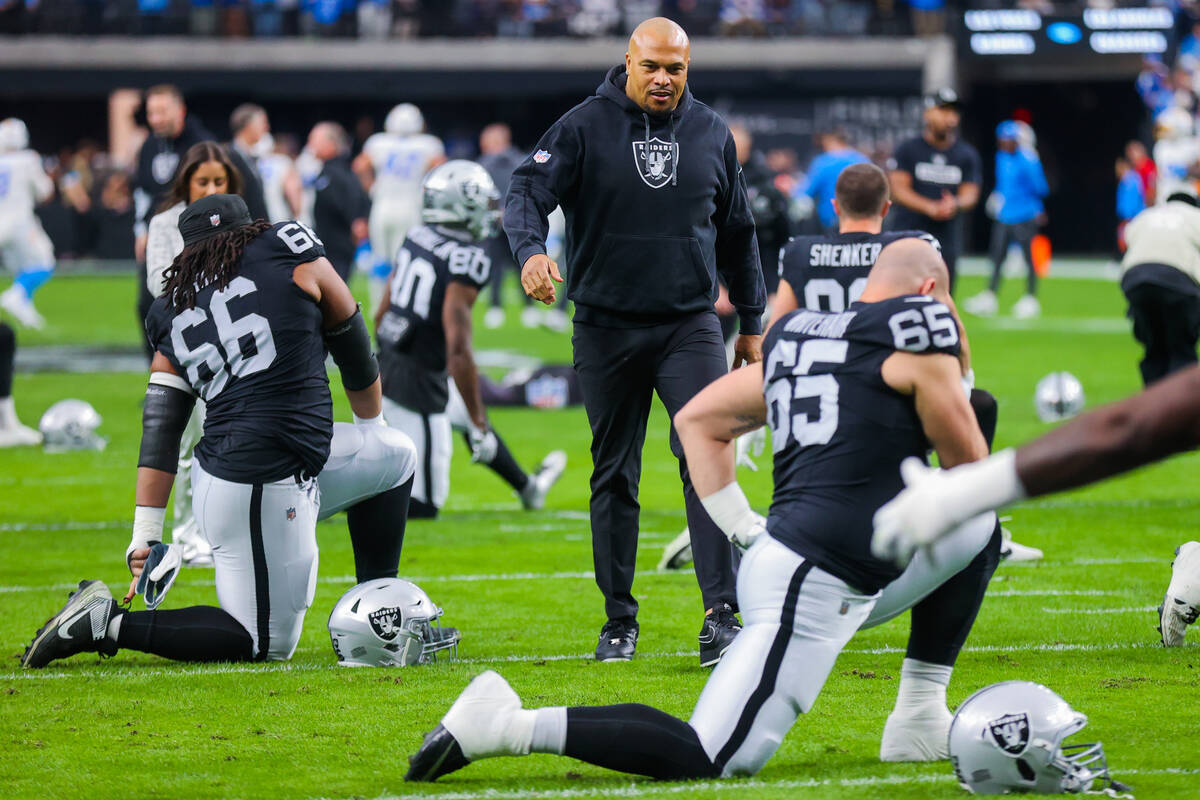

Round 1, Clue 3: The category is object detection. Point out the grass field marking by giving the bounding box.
[978,317,1131,334]
[1041,606,1158,615]
[4,640,1190,683]
[0,520,129,532]
[318,766,1200,800]
[0,577,1128,596]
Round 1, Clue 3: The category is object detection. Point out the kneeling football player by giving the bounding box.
[374,160,565,519]
[406,239,998,782]
[22,195,417,667]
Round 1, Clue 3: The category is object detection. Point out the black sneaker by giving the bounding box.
[595,618,638,662]
[405,723,469,782]
[22,580,119,668]
[699,603,741,667]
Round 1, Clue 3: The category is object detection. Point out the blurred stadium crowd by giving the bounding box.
[0,0,1045,40]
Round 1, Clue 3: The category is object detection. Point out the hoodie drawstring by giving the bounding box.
[643,112,679,188]
[668,116,677,187]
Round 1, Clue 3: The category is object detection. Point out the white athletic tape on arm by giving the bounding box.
[127,505,167,570]
[149,371,195,396]
[700,482,759,545]
[353,412,386,426]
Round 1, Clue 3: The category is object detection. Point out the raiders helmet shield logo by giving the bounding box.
[368,606,404,641]
[632,137,679,189]
[987,712,1031,755]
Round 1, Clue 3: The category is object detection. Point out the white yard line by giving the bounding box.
[316,767,1199,800]
[1041,606,1158,615]
[3,639,1189,683]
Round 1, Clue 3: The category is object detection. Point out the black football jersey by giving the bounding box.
[145,220,333,483]
[762,294,961,594]
[779,230,940,313]
[377,225,491,414]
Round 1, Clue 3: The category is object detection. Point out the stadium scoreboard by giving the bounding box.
[962,7,1174,59]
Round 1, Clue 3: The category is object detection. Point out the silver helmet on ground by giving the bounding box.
[421,159,501,240]
[949,680,1122,795]
[39,399,106,452]
[328,578,459,667]
[1034,371,1084,423]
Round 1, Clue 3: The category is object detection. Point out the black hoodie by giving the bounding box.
[504,65,765,333]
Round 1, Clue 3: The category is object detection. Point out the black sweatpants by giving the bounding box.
[987,219,1039,295]
[573,311,736,622]
[1123,274,1200,386]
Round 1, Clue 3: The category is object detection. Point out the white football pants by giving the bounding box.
[317,421,417,519]
[689,512,995,775]
[368,200,420,269]
[382,397,451,509]
[0,217,55,273]
[193,461,319,661]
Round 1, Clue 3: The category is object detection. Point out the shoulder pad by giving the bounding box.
[262,220,327,265]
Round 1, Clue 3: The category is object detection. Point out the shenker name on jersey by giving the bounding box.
[807,242,884,268]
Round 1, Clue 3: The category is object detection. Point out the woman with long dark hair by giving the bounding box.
[145,141,243,300]
[142,141,244,565]
[22,193,418,668]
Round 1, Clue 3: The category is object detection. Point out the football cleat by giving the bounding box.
[0,421,42,448]
[1012,294,1041,320]
[22,580,118,668]
[542,308,570,333]
[520,306,541,329]
[699,603,741,667]
[880,704,952,761]
[405,670,530,781]
[963,289,998,317]
[519,450,567,511]
[1159,541,1200,647]
[595,618,638,662]
[172,517,213,567]
[999,526,1043,562]
[0,285,45,329]
[657,527,693,571]
[483,307,505,330]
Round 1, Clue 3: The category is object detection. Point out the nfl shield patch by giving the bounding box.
[533,149,552,164]
[286,507,296,521]
[632,137,679,189]
[209,213,221,227]
[987,712,1031,755]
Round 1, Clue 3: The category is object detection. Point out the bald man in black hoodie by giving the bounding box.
[506,17,766,665]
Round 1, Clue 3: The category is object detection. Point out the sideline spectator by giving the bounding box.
[307,121,370,281]
[1126,140,1157,206]
[1116,156,1145,253]
[228,103,272,222]
[805,129,869,230]
[477,122,531,330]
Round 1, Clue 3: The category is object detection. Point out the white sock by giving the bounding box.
[892,658,952,715]
[106,612,122,643]
[0,396,16,428]
[529,707,567,754]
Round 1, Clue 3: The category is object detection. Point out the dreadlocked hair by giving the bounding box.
[162,220,272,311]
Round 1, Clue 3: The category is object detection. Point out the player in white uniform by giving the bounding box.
[254,133,303,224]
[0,118,56,330]
[1152,106,1200,202]
[356,104,445,308]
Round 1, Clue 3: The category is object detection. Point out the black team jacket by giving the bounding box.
[504,65,765,334]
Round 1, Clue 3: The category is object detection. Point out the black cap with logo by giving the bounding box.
[924,88,961,110]
[178,194,253,247]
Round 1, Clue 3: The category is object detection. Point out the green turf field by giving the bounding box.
[1,271,1198,799]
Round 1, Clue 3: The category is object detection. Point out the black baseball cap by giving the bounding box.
[178,194,252,247]
[924,88,961,110]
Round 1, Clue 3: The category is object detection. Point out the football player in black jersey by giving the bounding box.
[406,239,998,783]
[375,160,566,520]
[772,163,1038,759]
[21,194,419,668]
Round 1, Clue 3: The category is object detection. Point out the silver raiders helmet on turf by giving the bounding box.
[328,578,459,667]
[949,681,1122,794]
[39,399,106,452]
[1034,371,1085,423]
[421,159,501,240]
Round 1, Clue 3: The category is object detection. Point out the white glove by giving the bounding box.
[872,450,1026,567]
[135,543,182,609]
[735,510,768,550]
[468,426,498,464]
[871,458,953,566]
[961,367,975,400]
[735,428,767,472]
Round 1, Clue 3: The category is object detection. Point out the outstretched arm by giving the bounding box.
[675,363,768,547]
